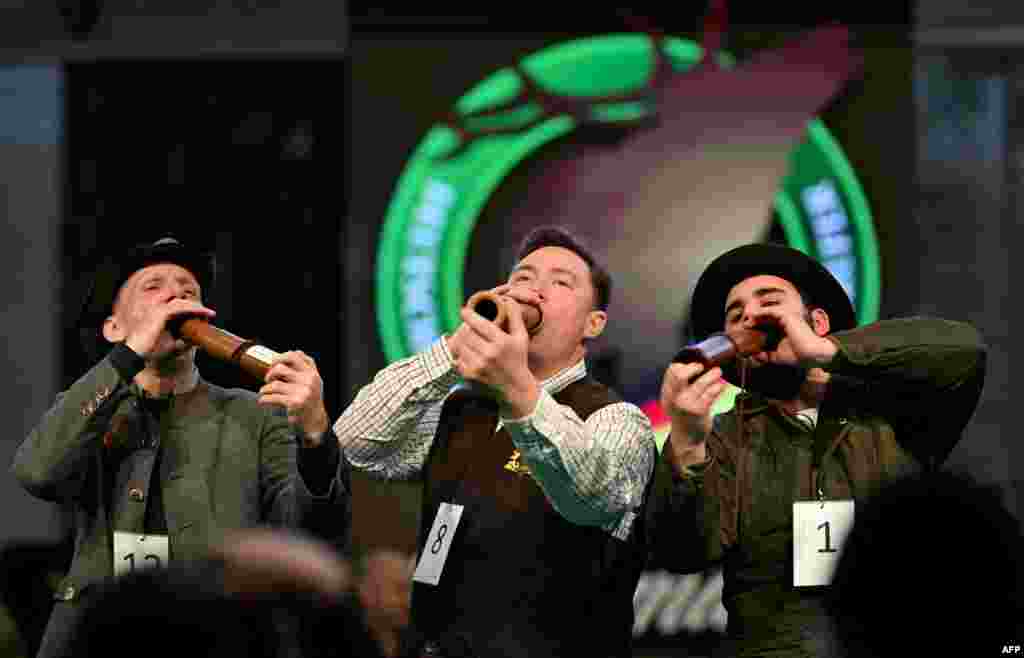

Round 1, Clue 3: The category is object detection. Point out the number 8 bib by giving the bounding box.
[413,502,465,586]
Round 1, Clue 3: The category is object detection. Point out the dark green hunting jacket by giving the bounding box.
[12,346,351,658]
[647,317,987,657]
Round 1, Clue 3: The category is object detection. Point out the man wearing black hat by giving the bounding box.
[12,237,352,658]
[652,242,987,657]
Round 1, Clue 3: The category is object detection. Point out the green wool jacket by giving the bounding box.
[12,346,351,658]
[647,317,987,657]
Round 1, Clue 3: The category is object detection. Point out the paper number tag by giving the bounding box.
[412,502,465,586]
[244,344,280,367]
[793,500,854,587]
[113,531,170,578]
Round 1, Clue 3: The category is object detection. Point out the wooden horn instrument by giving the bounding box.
[170,317,280,380]
[464,290,543,334]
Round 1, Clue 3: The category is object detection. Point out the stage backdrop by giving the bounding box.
[346,13,923,651]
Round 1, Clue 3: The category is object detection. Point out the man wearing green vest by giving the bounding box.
[13,237,351,658]
[334,226,657,658]
[654,242,987,657]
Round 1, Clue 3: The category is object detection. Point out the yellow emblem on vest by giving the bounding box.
[503,449,532,477]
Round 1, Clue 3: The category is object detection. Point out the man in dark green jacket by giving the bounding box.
[12,238,351,658]
[653,243,986,657]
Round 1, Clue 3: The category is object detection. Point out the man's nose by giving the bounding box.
[517,282,542,301]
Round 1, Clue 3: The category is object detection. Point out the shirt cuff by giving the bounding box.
[297,427,341,497]
[422,336,460,387]
[502,389,553,446]
[109,342,145,383]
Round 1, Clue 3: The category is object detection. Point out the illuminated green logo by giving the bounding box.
[375,34,880,370]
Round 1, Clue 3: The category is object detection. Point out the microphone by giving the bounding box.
[673,324,783,368]
[168,316,280,380]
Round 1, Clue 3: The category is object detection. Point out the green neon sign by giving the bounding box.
[376,34,880,370]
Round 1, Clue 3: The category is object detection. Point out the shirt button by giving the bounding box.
[62,585,76,600]
[128,488,145,502]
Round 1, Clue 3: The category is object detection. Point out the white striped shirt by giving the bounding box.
[333,337,656,540]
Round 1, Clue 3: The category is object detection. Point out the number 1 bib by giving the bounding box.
[793,499,854,587]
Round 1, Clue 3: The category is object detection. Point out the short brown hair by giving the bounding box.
[515,226,611,312]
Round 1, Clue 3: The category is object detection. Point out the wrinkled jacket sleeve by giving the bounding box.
[824,317,987,467]
[644,427,726,575]
[645,317,986,573]
[258,408,352,549]
[12,351,134,502]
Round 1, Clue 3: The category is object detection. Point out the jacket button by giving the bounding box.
[128,488,145,502]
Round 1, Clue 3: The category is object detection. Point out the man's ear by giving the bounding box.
[584,310,608,340]
[102,315,124,343]
[810,308,831,337]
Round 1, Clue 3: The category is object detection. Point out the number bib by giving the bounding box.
[793,500,854,587]
[413,502,465,586]
[113,531,169,577]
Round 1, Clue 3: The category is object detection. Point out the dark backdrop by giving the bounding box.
[61,58,348,415]
[344,4,929,554]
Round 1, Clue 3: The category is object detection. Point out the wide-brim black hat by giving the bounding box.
[76,237,216,359]
[688,242,856,341]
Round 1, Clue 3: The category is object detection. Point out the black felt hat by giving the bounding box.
[76,237,216,359]
[688,242,856,340]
